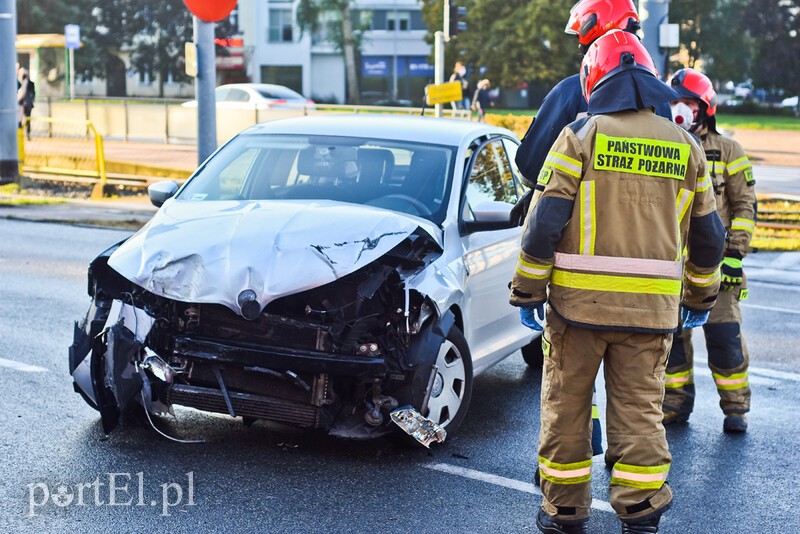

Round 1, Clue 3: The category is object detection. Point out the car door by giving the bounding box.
[460,137,531,373]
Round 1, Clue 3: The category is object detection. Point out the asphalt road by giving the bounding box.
[1,219,799,533]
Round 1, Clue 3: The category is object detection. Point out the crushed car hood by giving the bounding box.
[108,200,441,313]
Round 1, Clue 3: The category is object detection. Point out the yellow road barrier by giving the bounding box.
[19,117,108,199]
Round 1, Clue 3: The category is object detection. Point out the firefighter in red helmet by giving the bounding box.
[664,68,757,433]
[511,31,725,533]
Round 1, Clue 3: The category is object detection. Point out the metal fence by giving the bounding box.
[19,117,108,198]
[32,97,472,146]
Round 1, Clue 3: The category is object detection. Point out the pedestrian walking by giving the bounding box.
[449,61,470,110]
[663,68,757,433]
[471,79,492,122]
[17,68,35,140]
[510,31,725,533]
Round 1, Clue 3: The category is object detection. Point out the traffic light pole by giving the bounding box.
[194,17,217,165]
[0,0,19,184]
[640,0,671,80]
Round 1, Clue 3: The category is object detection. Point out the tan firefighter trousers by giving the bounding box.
[538,309,673,524]
[664,282,751,417]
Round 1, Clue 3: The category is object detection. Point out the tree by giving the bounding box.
[90,0,194,97]
[743,0,800,93]
[297,1,369,104]
[421,0,579,101]
[668,0,753,82]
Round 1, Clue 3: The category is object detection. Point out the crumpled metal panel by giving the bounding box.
[390,406,447,448]
[108,200,442,314]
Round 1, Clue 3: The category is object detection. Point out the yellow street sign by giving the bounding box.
[426,81,463,106]
[185,42,198,78]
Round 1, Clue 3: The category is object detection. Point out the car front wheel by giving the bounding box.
[424,327,473,433]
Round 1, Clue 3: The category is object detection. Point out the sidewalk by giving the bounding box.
[0,195,156,230]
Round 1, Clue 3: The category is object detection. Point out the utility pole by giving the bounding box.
[639,0,671,80]
[194,17,217,165]
[0,0,19,184]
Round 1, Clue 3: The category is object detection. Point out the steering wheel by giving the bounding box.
[369,194,432,217]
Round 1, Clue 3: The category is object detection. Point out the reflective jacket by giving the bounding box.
[510,110,725,333]
[701,130,757,255]
[515,74,672,188]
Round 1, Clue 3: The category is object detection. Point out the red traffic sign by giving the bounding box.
[182,0,238,23]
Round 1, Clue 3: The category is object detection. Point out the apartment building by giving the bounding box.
[237,0,435,105]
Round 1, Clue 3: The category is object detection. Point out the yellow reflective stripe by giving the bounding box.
[727,156,752,174]
[696,172,712,193]
[707,160,727,171]
[591,405,599,419]
[552,269,682,295]
[675,189,694,223]
[545,151,582,179]
[611,463,670,490]
[516,256,552,280]
[685,267,720,287]
[713,371,749,390]
[731,218,755,233]
[665,370,694,388]
[593,133,690,180]
[579,181,596,255]
[538,456,592,485]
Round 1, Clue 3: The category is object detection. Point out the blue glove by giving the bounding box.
[520,303,545,331]
[681,306,710,329]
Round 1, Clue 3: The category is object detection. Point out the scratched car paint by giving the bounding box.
[68,115,542,441]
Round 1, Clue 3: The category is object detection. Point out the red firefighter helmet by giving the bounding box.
[580,30,658,102]
[670,68,718,117]
[565,0,640,46]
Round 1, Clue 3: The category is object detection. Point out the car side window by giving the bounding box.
[227,89,250,102]
[463,139,518,221]
[501,137,527,196]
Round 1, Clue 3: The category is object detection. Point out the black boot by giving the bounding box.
[621,516,659,533]
[536,509,588,534]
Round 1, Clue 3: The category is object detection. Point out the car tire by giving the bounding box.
[521,335,544,368]
[390,326,473,446]
[424,326,473,434]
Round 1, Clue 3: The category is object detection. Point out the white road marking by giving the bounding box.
[0,357,48,373]
[423,462,615,514]
[741,303,800,315]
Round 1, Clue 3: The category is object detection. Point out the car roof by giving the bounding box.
[241,114,516,146]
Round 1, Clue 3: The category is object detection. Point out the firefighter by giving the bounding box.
[512,0,675,224]
[510,31,725,533]
[663,68,757,433]
[513,0,648,462]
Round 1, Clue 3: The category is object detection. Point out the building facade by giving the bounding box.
[237,0,435,105]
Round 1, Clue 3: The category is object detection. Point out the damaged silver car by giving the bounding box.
[69,115,543,442]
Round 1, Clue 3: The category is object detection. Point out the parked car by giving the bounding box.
[181,83,315,110]
[733,82,753,99]
[69,115,542,442]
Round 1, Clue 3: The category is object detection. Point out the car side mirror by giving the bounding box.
[461,200,515,233]
[148,181,179,208]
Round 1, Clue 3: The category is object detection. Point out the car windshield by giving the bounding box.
[177,134,456,223]
[255,86,305,101]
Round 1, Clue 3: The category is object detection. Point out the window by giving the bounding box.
[260,66,303,94]
[225,88,250,102]
[463,139,518,221]
[178,135,456,224]
[269,9,294,42]
[387,11,411,31]
[501,138,527,196]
